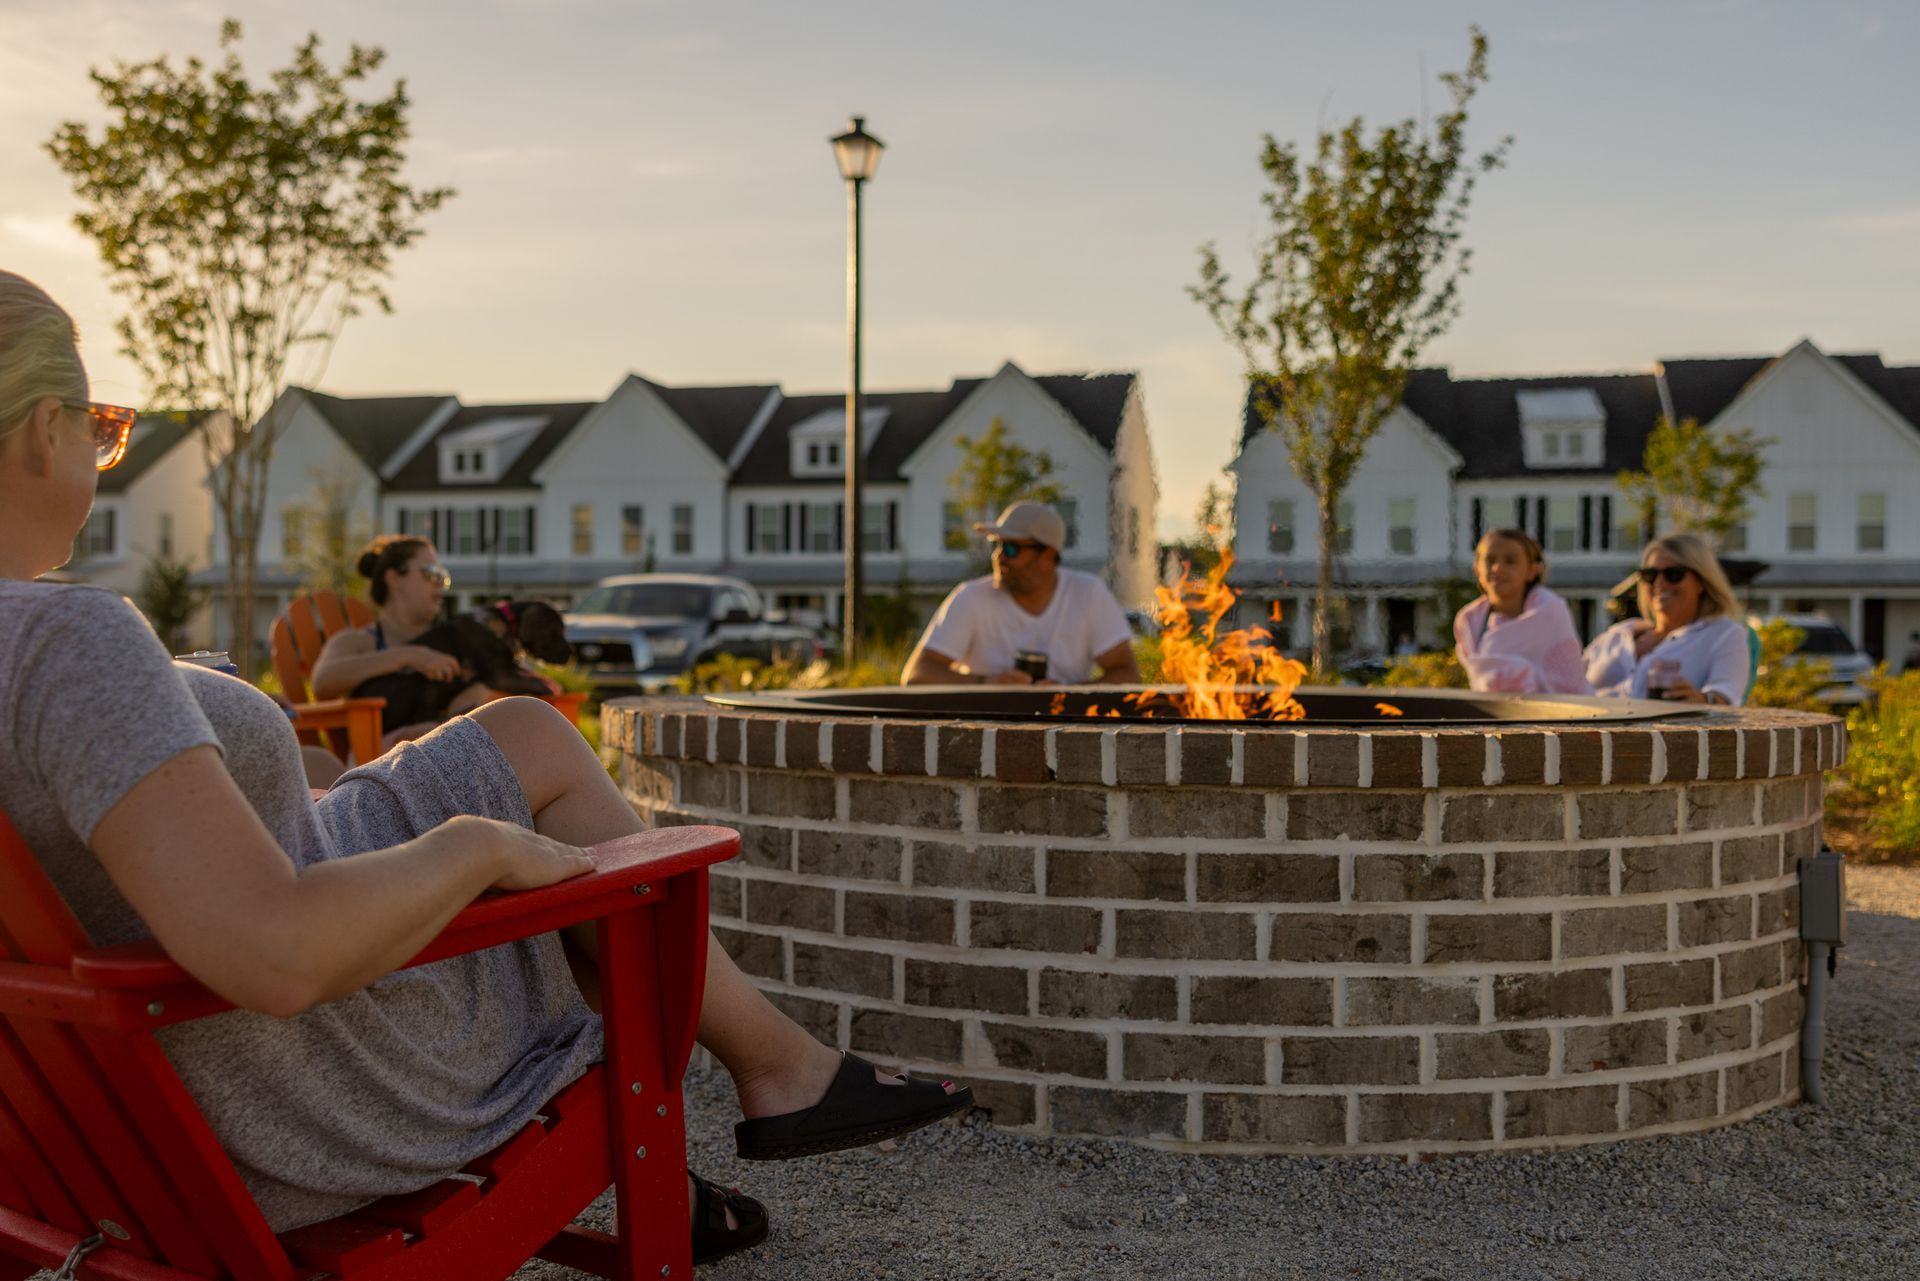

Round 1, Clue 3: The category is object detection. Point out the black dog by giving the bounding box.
[357,600,573,731]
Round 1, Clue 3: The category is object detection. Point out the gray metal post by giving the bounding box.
[843,173,865,661]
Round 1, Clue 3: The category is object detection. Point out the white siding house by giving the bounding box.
[1229,340,1920,665]
[194,362,1159,655]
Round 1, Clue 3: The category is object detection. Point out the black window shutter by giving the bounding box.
[1533,497,1547,545]
[525,505,537,555]
[1512,496,1526,528]
[1470,497,1483,549]
[783,503,794,553]
[888,501,899,551]
[746,505,757,551]
[1580,496,1593,551]
[835,502,845,552]
[1599,496,1612,551]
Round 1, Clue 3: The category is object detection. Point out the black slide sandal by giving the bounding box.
[734,1052,975,1161]
[690,1169,770,1265]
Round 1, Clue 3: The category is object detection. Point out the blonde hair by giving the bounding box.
[0,272,87,442]
[1638,532,1740,622]
[1474,526,1548,590]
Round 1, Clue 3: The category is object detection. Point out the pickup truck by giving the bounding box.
[563,573,824,692]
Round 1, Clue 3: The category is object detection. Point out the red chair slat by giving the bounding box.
[459,1121,546,1184]
[0,1024,149,1249]
[279,1218,405,1275]
[0,1092,87,1233]
[351,1179,480,1237]
[532,1225,618,1277]
[540,1073,601,1122]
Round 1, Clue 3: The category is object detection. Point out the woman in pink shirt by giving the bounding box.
[1453,528,1593,695]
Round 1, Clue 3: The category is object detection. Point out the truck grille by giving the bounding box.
[573,640,634,665]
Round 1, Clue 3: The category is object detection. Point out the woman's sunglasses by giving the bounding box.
[65,402,138,470]
[408,563,453,590]
[1637,565,1695,585]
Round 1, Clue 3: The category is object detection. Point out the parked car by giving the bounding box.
[564,574,823,692]
[1751,613,1875,706]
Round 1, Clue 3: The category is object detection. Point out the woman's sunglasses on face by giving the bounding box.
[1637,565,1695,585]
[408,564,453,590]
[65,402,138,470]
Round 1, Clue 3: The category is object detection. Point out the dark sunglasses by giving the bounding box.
[65,402,138,470]
[990,538,1047,560]
[1637,565,1695,585]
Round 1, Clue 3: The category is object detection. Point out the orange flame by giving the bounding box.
[1376,702,1404,717]
[1134,549,1307,720]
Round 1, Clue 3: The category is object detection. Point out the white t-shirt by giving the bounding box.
[918,568,1133,683]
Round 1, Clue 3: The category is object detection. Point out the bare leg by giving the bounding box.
[466,697,927,1119]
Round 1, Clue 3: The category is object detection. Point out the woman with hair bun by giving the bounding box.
[1585,532,1751,705]
[1453,528,1592,695]
[310,533,489,743]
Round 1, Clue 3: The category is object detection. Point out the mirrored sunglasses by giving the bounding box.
[410,563,453,589]
[990,537,1046,560]
[65,402,138,470]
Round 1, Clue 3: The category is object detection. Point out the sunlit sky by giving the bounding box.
[5,0,1916,539]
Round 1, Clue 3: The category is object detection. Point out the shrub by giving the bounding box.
[676,638,912,694]
[1843,669,1920,856]
[1375,650,1468,689]
[1748,619,1834,711]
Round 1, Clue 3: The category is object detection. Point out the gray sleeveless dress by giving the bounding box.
[0,581,604,1230]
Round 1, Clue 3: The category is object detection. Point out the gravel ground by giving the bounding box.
[522,866,1920,1281]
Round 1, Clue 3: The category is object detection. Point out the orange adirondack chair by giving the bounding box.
[271,592,388,766]
[0,806,739,1281]
[271,593,589,765]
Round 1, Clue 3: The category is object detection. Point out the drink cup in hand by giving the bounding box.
[1646,659,1681,700]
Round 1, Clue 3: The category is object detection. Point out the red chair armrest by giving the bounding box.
[68,827,739,1002]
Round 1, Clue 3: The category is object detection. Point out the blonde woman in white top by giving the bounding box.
[1584,533,1751,705]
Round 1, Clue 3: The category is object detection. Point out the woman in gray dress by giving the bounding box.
[0,271,967,1259]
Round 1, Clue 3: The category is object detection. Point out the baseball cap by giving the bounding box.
[973,500,1066,551]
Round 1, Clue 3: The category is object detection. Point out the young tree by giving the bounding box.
[46,20,452,676]
[1190,28,1509,674]
[135,554,207,654]
[1165,477,1234,575]
[282,467,375,599]
[1617,416,1771,549]
[946,418,1066,567]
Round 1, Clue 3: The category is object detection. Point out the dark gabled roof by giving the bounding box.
[639,379,779,463]
[299,389,452,474]
[731,387,967,487]
[731,370,1137,488]
[1831,355,1920,438]
[95,411,204,494]
[384,400,598,491]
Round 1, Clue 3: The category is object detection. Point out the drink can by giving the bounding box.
[1013,649,1050,682]
[176,649,241,677]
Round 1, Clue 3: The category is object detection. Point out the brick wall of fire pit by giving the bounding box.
[605,698,1843,1154]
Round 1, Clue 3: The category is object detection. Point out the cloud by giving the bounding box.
[1825,207,1920,235]
[0,213,92,258]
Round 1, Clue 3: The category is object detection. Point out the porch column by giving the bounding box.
[1849,595,1867,649]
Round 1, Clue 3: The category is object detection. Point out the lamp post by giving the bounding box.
[830,115,883,661]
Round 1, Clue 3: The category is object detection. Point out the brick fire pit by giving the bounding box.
[604,694,1843,1154]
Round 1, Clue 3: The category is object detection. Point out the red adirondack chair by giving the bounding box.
[0,808,739,1281]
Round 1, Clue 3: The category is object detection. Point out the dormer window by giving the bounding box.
[791,407,885,477]
[1516,388,1605,469]
[437,414,548,484]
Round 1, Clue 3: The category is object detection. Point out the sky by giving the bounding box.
[4,0,1917,540]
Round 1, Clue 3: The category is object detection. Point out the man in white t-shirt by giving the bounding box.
[904,501,1141,685]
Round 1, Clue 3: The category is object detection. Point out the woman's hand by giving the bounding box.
[1658,676,1710,703]
[397,645,463,682]
[441,815,597,891]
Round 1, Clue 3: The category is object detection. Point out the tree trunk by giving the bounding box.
[232,532,259,681]
[1314,491,1337,678]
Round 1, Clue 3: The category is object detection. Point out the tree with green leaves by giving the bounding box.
[46,20,452,676]
[1165,477,1234,575]
[1617,416,1771,550]
[282,467,374,598]
[946,417,1066,566]
[135,554,207,654]
[1191,28,1509,674]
